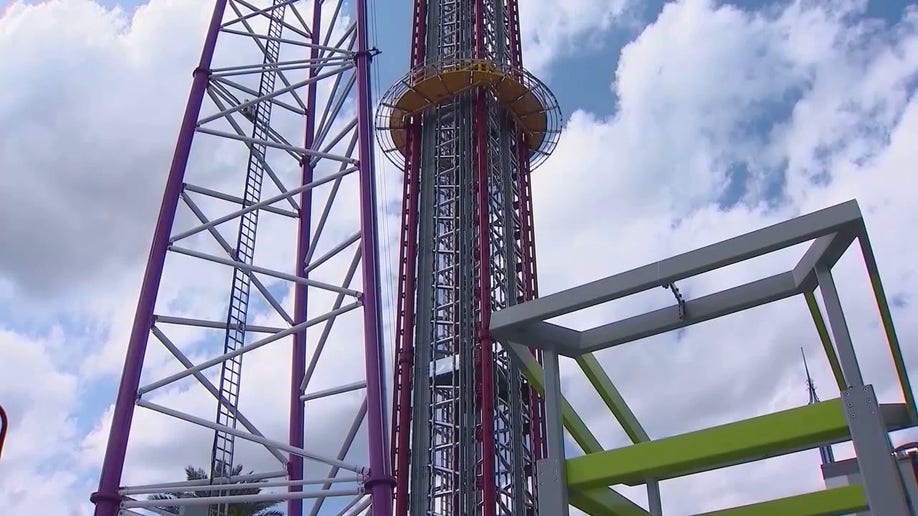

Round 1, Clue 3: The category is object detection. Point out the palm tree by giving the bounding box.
[149,463,283,516]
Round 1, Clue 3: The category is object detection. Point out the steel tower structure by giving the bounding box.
[376,0,562,514]
[91,1,393,515]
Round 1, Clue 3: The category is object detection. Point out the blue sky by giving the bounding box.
[1,0,918,514]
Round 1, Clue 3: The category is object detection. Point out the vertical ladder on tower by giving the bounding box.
[209,3,286,515]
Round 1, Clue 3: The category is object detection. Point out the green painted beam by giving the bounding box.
[570,487,653,516]
[805,290,847,392]
[504,342,651,516]
[567,398,856,489]
[857,230,918,423]
[576,353,649,443]
[695,484,867,516]
[505,342,603,454]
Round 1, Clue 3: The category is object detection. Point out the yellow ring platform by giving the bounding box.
[376,59,561,170]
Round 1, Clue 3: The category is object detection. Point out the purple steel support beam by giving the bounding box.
[90,2,228,514]
[354,0,395,514]
[288,2,322,515]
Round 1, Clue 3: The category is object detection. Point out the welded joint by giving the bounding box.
[536,459,569,516]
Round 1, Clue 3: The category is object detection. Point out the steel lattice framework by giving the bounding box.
[91,1,393,515]
[376,0,561,514]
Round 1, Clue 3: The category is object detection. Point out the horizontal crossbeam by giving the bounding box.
[579,272,800,353]
[492,201,861,331]
[569,486,656,516]
[501,341,651,516]
[695,484,867,516]
[122,488,361,508]
[565,398,913,489]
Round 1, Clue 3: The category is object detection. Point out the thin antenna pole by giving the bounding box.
[802,347,818,404]
[802,347,835,464]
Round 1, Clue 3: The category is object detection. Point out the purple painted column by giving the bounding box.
[287,2,321,515]
[353,0,395,514]
[89,2,228,515]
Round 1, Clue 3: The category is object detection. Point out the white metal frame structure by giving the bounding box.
[490,199,917,515]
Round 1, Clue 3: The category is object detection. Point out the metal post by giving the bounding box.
[354,0,395,513]
[538,351,569,516]
[647,480,663,515]
[842,385,910,514]
[815,264,864,387]
[90,2,228,514]
[288,0,322,513]
[804,290,847,391]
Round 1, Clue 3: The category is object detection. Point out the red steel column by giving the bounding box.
[287,1,322,514]
[392,2,427,514]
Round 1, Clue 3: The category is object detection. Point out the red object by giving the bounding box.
[0,403,8,461]
[389,0,549,512]
[390,0,426,513]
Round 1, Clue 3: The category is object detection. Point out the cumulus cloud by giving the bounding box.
[0,327,90,514]
[533,0,918,512]
[518,0,631,76]
[0,0,213,305]
[2,0,918,514]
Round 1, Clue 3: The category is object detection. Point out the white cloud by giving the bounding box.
[3,0,918,514]
[0,327,91,515]
[533,0,918,512]
[518,0,631,76]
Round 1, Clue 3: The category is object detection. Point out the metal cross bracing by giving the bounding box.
[489,199,918,515]
[378,0,561,514]
[90,1,393,516]
[209,4,285,516]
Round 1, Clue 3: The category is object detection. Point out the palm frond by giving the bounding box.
[152,463,283,515]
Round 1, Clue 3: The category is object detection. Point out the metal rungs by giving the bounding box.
[207,4,286,516]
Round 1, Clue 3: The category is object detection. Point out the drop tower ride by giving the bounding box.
[376,0,562,513]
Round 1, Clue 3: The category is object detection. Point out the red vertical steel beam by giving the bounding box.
[392,2,427,514]
[392,123,421,515]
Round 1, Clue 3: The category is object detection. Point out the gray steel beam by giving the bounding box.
[842,385,911,515]
[538,350,569,516]
[815,264,864,388]
[647,481,662,516]
[490,200,862,332]
[579,272,799,353]
[793,230,856,290]
[490,320,581,356]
